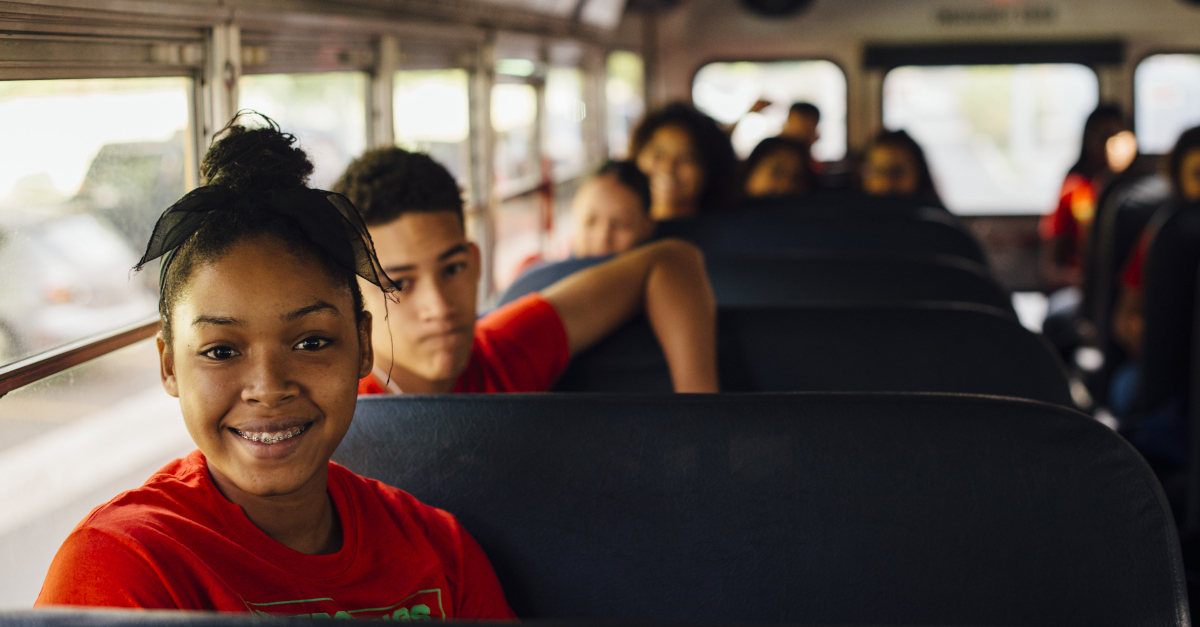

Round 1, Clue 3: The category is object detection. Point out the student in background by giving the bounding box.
[570,160,655,258]
[781,102,820,153]
[36,117,514,618]
[741,136,814,199]
[334,147,718,395]
[629,102,737,220]
[1108,125,1200,426]
[860,129,944,208]
[1041,104,1136,290]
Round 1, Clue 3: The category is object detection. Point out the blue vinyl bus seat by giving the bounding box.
[500,253,1013,316]
[551,303,1074,407]
[330,393,1189,627]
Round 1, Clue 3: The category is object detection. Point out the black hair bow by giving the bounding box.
[134,185,388,295]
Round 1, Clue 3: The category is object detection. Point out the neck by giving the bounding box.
[207,461,342,555]
[652,200,697,221]
[378,359,456,394]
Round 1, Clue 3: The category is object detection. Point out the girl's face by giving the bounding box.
[636,124,705,219]
[862,144,920,196]
[745,148,809,198]
[1179,148,1200,202]
[571,174,655,257]
[158,235,372,500]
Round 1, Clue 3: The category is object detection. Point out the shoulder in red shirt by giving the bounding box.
[359,292,570,395]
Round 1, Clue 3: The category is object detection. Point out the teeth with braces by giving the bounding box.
[235,424,308,444]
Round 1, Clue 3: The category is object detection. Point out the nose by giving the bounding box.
[241,350,298,407]
[414,275,455,322]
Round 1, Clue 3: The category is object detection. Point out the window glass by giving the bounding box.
[883,64,1098,215]
[1135,54,1200,155]
[492,82,540,197]
[0,78,188,366]
[545,67,587,181]
[238,72,368,189]
[692,60,847,161]
[607,50,645,159]
[394,69,472,194]
[0,337,193,608]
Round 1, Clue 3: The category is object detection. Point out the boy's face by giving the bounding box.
[159,236,372,500]
[362,211,480,393]
[571,174,655,257]
[782,112,819,148]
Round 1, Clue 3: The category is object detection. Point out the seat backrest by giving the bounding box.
[1140,202,1200,413]
[1082,174,1169,400]
[334,393,1189,627]
[499,253,1012,314]
[655,203,988,264]
[554,303,1075,407]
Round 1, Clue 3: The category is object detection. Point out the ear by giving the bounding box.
[157,330,179,398]
[357,311,374,379]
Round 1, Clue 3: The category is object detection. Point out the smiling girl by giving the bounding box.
[35,117,515,619]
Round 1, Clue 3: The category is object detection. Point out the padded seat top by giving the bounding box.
[333,393,1188,626]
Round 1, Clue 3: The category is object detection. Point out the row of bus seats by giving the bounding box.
[502,193,1069,405]
[6,393,1187,626]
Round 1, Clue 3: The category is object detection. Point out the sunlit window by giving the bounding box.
[238,72,368,189]
[883,64,1098,215]
[394,69,472,192]
[0,78,188,366]
[1135,54,1200,155]
[692,60,847,161]
[492,82,540,197]
[607,51,644,160]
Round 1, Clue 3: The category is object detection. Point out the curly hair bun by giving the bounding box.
[200,111,314,194]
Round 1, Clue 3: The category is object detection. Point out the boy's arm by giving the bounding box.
[540,238,718,393]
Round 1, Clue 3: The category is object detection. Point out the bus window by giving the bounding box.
[882,64,1099,215]
[492,80,540,197]
[394,68,472,192]
[238,72,368,189]
[692,60,847,162]
[607,51,645,159]
[0,77,189,367]
[1135,54,1200,154]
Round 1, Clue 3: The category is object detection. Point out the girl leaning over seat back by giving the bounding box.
[35,114,515,619]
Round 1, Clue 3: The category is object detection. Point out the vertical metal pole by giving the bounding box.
[200,23,240,151]
[368,35,400,150]
[468,35,497,302]
[583,44,608,167]
[534,42,551,258]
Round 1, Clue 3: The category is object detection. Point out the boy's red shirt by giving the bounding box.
[359,293,570,394]
[36,450,515,619]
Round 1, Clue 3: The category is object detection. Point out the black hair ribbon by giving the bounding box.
[134,185,389,295]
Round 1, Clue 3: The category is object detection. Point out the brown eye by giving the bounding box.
[202,346,238,361]
[294,337,331,351]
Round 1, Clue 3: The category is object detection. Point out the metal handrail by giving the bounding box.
[0,317,161,398]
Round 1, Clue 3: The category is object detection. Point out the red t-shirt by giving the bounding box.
[359,293,570,394]
[1040,173,1096,267]
[36,450,515,619]
[1121,230,1153,289]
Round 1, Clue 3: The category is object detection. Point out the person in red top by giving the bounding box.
[1110,125,1200,385]
[334,148,718,396]
[1040,104,1136,290]
[36,116,514,618]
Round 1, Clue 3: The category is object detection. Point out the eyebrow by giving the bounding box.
[382,243,470,274]
[191,301,341,328]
